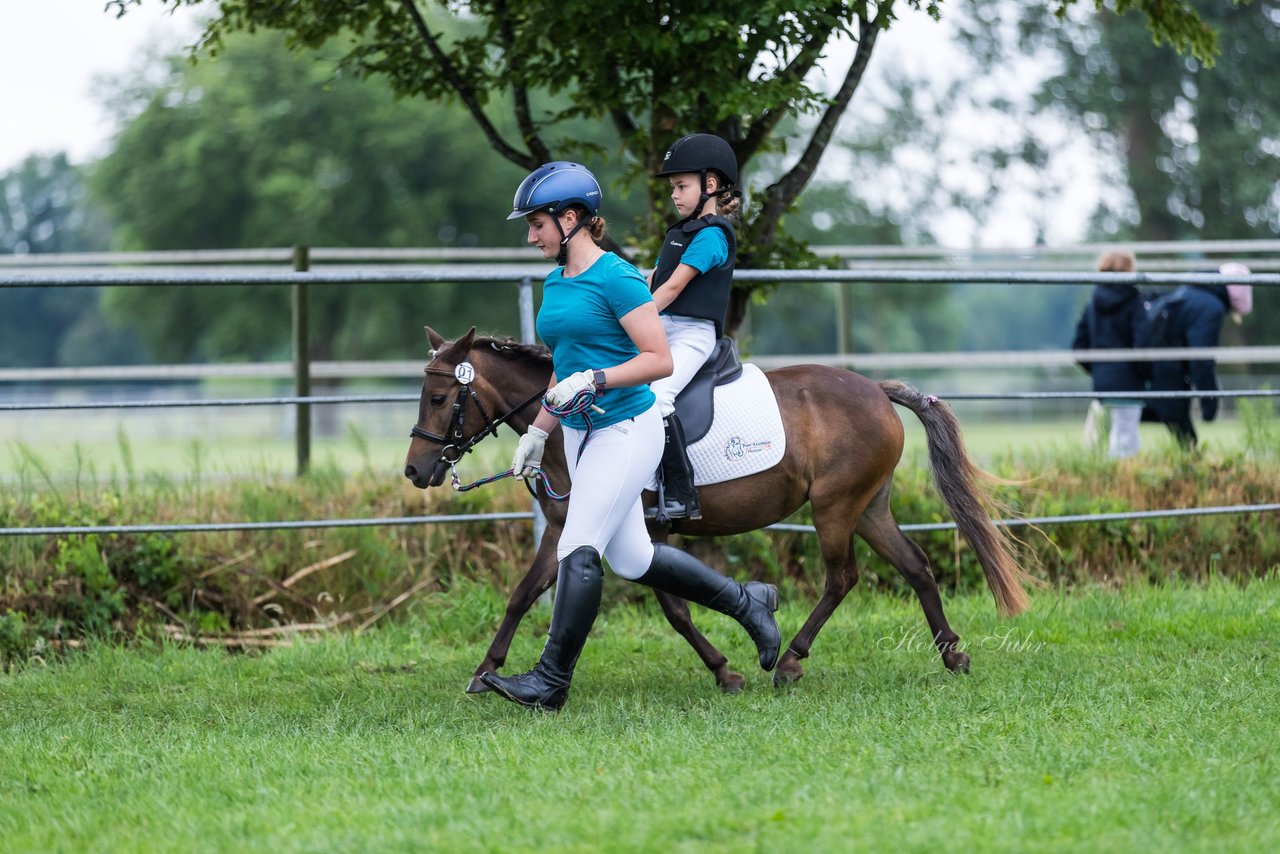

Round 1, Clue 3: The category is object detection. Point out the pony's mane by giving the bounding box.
[475,335,553,365]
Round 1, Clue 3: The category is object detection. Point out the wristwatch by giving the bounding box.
[593,369,607,389]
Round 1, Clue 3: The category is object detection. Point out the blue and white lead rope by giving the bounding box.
[450,387,603,500]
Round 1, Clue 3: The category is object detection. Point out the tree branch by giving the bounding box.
[756,13,881,248]
[493,0,552,164]
[610,106,640,143]
[399,0,537,170]
[741,8,843,162]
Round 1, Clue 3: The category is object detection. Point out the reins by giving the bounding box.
[408,356,603,501]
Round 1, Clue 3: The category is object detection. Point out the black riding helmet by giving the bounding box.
[654,133,738,187]
[654,133,739,227]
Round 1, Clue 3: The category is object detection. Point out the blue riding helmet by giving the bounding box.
[507,161,602,221]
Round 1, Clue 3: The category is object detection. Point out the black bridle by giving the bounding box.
[409,364,544,465]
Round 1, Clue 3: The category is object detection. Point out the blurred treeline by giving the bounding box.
[1,2,1276,368]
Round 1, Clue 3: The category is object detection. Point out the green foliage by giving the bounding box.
[109,0,1221,277]
[53,536,126,634]
[0,610,30,669]
[3,437,1278,666]
[0,155,142,368]
[0,154,111,256]
[90,30,541,362]
[1238,390,1277,461]
[107,0,946,307]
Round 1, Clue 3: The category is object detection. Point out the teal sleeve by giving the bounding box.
[681,227,729,273]
[605,262,654,319]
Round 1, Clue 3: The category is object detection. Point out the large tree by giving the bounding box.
[0,155,141,366]
[91,31,565,363]
[943,0,1276,345]
[111,0,1225,333]
[1024,1,1278,241]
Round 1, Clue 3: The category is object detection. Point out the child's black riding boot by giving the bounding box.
[659,414,702,520]
[635,543,780,670]
[480,546,603,711]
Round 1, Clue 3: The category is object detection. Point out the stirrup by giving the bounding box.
[661,499,698,520]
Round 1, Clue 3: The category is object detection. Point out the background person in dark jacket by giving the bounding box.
[1142,262,1254,448]
[1072,251,1146,458]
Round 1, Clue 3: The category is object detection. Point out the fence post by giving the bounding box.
[519,276,548,561]
[292,245,311,476]
[835,282,853,355]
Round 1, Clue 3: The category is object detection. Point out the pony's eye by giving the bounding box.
[430,395,446,408]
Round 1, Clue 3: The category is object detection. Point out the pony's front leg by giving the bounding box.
[466,522,561,693]
[651,590,745,693]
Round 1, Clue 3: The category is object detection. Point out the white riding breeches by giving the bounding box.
[1108,404,1142,459]
[650,315,717,416]
[557,403,664,579]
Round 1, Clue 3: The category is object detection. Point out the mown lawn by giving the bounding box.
[1,578,1277,852]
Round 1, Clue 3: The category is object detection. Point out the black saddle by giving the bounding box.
[672,337,744,444]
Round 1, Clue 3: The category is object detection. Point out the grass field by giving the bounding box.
[2,578,1277,852]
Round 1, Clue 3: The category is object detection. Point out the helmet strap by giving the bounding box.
[674,169,716,229]
[554,210,589,267]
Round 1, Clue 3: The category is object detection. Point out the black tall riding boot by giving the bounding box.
[635,543,780,671]
[480,546,603,711]
[659,414,701,520]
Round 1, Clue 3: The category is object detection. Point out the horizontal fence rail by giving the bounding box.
[3,503,1277,539]
[3,256,1276,549]
[3,345,1279,383]
[1,387,1276,413]
[3,268,1277,289]
[4,238,1279,268]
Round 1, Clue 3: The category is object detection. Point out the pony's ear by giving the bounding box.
[456,327,477,353]
[425,326,446,350]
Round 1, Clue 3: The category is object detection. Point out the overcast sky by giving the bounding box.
[0,2,1099,247]
[0,1,202,172]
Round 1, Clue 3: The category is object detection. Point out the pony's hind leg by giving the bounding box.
[856,481,970,673]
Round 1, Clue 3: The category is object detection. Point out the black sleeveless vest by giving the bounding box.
[651,215,737,338]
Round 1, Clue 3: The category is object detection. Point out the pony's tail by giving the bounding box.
[879,381,1033,617]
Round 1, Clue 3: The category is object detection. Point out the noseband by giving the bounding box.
[409,361,543,465]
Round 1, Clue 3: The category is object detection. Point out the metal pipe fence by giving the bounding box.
[1,386,1277,414]
[3,504,1277,539]
[4,268,1279,288]
[2,262,1277,541]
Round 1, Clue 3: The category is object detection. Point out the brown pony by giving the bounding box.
[404,327,1032,693]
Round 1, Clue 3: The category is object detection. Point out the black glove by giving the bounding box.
[1201,397,1218,422]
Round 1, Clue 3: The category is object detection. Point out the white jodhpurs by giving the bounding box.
[1108,404,1142,459]
[557,403,664,579]
[650,315,717,416]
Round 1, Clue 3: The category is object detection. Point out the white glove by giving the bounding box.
[512,425,550,478]
[545,369,597,407]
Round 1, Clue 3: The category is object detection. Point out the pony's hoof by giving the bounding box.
[466,674,493,693]
[943,650,971,674]
[773,660,805,687]
[717,671,746,694]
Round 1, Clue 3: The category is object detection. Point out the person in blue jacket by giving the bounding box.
[1071,251,1146,458]
[482,161,780,711]
[1142,262,1254,448]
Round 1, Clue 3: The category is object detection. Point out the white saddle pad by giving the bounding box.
[687,364,786,486]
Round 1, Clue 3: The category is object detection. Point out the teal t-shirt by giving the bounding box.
[537,252,657,429]
[681,226,729,274]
